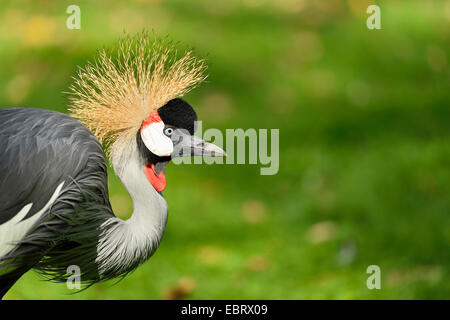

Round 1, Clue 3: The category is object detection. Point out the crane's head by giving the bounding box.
[68,32,225,192]
[137,97,225,192]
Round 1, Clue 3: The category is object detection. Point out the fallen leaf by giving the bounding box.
[305,221,337,244]
[241,200,267,224]
[162,277,196,300]
[196,245,226,266]
[246,255,270,272]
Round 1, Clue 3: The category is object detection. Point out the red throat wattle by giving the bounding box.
[144,163,167,192]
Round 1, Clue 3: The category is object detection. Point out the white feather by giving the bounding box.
[0,181,65,258]
[141,122,173,157]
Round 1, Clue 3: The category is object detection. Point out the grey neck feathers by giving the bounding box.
[95,141,168,276]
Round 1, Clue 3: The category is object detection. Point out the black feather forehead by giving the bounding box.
[158,98,198,135]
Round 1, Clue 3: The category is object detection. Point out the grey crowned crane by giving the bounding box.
[0,34,226,298]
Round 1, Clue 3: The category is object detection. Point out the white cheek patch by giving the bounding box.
[141,122,174,157]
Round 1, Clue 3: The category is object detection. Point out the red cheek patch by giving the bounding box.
[142,110,168,192]
[142,110,163,128]
[144,163,167,192]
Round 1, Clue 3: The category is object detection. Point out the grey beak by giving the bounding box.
[171,130,227,158]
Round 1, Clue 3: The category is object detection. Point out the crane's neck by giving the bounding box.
[95,141,168,276]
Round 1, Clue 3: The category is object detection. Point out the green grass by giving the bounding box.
[1,0,449,299]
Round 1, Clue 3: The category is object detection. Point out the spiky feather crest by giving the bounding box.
[68,32,207,160]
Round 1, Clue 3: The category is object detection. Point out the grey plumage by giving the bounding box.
[0,107,120,296]
[0,107,104,224]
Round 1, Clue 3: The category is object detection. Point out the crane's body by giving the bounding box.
[0,34,225,298]
[0,107,168,296]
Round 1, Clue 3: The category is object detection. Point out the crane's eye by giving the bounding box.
[164,127,174,137]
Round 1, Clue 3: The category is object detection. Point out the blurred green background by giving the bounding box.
[1,0,449,299]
